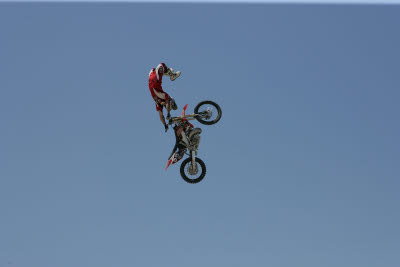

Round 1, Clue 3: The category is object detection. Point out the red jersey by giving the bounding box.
[148,68,163,91]
[148,68,170,111]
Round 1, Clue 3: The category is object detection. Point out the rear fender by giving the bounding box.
[165,151,184,170]
[165,153,176,170]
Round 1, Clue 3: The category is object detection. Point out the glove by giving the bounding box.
[164,124,169,133]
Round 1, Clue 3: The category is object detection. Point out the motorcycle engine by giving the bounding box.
[187,128,202,150]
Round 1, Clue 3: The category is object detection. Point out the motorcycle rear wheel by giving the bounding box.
[180,157,206,184]
[194,100,222,125]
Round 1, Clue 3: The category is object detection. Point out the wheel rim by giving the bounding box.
[185,162,203,180]
[197,104,219,122]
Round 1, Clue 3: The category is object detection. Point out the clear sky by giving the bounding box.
[0,2,399,267]
[4,0,400,4]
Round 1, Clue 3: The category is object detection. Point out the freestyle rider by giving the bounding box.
[148,62,181,132]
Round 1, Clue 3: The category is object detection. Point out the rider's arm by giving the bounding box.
[158,110,167,126]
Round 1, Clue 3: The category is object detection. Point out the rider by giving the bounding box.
[148,62,181,132]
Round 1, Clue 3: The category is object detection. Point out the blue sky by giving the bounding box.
[4,0,400,4]
[1,2,399,267]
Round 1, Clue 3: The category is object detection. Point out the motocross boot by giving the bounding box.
[165,68,181,81]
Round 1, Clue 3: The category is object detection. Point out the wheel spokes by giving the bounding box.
[198,105,217,121]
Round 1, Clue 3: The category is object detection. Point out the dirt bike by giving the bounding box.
[165,100,222,184]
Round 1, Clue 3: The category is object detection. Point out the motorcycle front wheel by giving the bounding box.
[194,100,222,125]
[180,157,206,184]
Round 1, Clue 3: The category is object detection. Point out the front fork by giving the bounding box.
[191,151,196,168]
[181,131,198,169]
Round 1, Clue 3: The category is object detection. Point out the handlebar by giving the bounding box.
[168,117,180,125]
[168,113,199,125]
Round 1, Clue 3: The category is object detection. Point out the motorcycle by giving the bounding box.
[165,100,222,184]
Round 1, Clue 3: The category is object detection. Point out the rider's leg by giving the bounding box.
[158,110,166,126]
[165,99,171,120]
[158,110,169,132]
[156,102,169,132]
